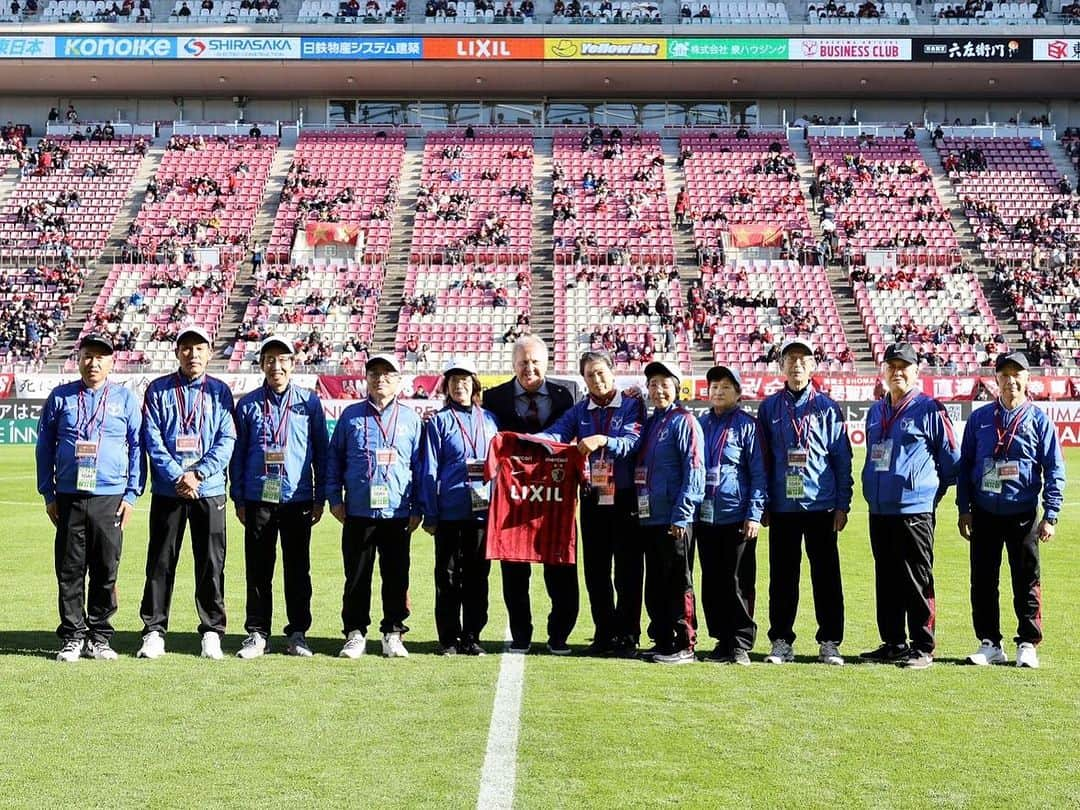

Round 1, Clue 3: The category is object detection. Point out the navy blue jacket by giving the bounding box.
[418,402,499,523]
[538,392,645,490]
[636,403,705,528]
[697,407,767,524]
[957,399,1065,521]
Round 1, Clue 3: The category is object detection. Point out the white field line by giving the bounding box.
[477,625,525,810]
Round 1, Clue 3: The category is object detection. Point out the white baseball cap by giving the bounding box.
[780,338,815,357]
[643,360,682,385]
[442,355,479,376]
[365,353,402,373]
[176,326,212,346]
[259,335,294,356]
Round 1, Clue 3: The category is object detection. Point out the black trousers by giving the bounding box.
[696,520,757,653]
[500,559,579,648]
[579,487,644,645]
[970,507,1043,645]
[243,500,314,638]
[140,494,227,636]
[641,522,697,652]
[341,516,410,637]
[434,519,491,646]
[54,493,124,643]
[767,511,844,645]
[869,512,936,653]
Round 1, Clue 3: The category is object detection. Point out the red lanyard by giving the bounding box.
[783,387,816,448]
[450,405,486,459]
[880,389,918,435]
[261,386,293,449]
[174,373,207,435]
[640,407,678,488]
[364,399,400,477]
[589,402,617,461]
[993,400,1031,459]
[705,409,736,466]
[77,383,111,441]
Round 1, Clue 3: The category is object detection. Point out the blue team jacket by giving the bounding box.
[757,385,853,513]
[327,397,423,519]
[141,372,236,498]
[862,391,960,515]
[697,407,767,525]
[636,403,705,528]
[539,392,645,490]
[956,399,1065,520]
[36,380,142,504]
[418,402,499,522]
[230,384,329,505]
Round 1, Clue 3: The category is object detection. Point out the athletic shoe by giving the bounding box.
[704,645,733,664]
[637,645,667,662]
[83,640,118,660]
[339,630,366,659]
[236,632,267,660]
[460,641,486,657]
[764,639,794,664]
[966,639,1007,666]
[546,640,572,656]
[584,638,616,656]
[56,638,83,663]
[508,640,531,654]
[382,632,409,658]
[1016,642,1040,669]
[818,641,844,666]
[732,648,752,666]
[285,632,313,657]
[900,650,933,670]
[200,631,224,660]
[859,642,910,662]
[437,643,459,656]
[136,630,166,659]
[652,648,695,665]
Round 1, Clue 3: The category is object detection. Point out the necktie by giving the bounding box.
[524,391,541,432]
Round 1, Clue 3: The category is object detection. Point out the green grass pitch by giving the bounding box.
[0,445,1077,808]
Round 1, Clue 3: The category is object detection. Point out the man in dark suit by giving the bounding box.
[483,335,577,654]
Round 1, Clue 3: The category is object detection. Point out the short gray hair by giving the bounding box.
[512,335,548,360]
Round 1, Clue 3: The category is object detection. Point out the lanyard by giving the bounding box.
[174,373,207,435]
[640,407,678,488]
[261,385,293,450]
[880,389,918,436]
[783,386,816,449]
[993,400,1031,459]
[364,399,400,478]
[705,409,736,467]
[77,383,111,441]
[450,405,486,459]
[589,403,617,461]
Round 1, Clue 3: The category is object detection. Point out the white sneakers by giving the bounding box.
[966,639,1008,666]
[137,630,166,659]
[818,641,844,666]
[1016,642,1040,669]
[236,633,268,659]
[339,630,366,659]
[286,632,313,657]
[382,632,409,658]
[764,639,794,664]
[200,631,224,660]
[56,638,84,663]
[83,640,119,660]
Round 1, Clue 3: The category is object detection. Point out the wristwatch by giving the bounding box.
[1044,516,1057,525]
[193,470,206,482]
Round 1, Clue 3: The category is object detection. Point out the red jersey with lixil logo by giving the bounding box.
[484,432,586,565]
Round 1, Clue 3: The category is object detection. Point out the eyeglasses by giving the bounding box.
[367,370,400,379]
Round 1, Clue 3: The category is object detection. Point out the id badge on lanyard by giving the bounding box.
[376,447,397,467]
[466,459,484,482]
[637,492,651,519]
[176,433,201,468]
[369,484,391,510]
[265,445,286,466]
[787,448,808,468]
[785,470,805,500]
[870,439,892,472]
[981,458,1002,494]
[469,482,490,512]
[700,500,715,524]
[261,472,282,504]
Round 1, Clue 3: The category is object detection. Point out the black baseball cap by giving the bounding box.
[79,333,114,354]
[995,351,1030,372]
[706,365,742,392]
[883,343,918,365]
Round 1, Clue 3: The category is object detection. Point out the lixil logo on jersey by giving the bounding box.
[508,484,565,502]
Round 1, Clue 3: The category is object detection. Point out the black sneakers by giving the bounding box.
[859,642,911,662]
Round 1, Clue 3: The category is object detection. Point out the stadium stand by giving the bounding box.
[552,128,675,266]
[125,134,277,263]
[1,136,145,262]
[266,130,406,264]
[554,264,693,373]
[693,260,852,370]
[43,0,152,20]
[0,262,88,369]
[396,263,531,374]
[674,0,787,22]
[167,0,281,21]
[228,259,383,371]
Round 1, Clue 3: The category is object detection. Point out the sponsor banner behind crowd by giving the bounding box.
[1034,38,1080,61]
[666,38,788,60]
[178,36,301,60]
[423,36,545,59]
[912,36,1031,62]
[788,37,911,61]
[300,36,422,59]
[0,36,55,58]
[12,372,319,399]
[544,37,666,59]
